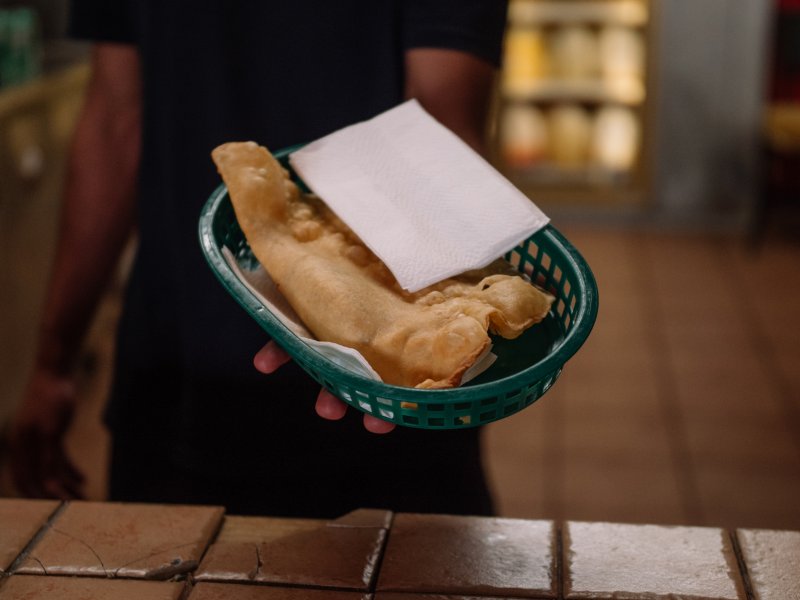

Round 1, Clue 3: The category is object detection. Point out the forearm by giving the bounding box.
[36,44,141,374]
[404,48,497,154]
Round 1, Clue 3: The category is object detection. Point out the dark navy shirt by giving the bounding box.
[69,0,508,516]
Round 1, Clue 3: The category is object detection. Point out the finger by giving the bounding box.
[315,388,347,421]
[253,341,292,374]
[363,414,396,434]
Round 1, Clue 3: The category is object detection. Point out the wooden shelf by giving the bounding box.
[504,162,634,187]
[502,77,645,105]
[509,0,648,27]
[0,62,89,114]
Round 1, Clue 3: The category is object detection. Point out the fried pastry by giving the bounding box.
[212,141,554,388]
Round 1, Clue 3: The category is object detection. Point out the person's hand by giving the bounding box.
[254,341,396,434]
[8,368,86,499]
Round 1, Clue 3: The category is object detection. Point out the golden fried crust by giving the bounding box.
[212,141,554,388]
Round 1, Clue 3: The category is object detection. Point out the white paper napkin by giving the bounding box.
[289,99,549,293]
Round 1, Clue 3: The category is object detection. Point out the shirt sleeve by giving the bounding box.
[402,0,509,66]
[68,0,136,44]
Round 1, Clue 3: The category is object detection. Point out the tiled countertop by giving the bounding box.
[0,499,798,600]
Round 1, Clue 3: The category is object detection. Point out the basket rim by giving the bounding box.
[199,147,598,405]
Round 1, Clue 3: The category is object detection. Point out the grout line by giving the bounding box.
[193,510,226,566]
[366,512,394,594]
[728,529,756,600]
[632,234,706,525]
[7,500,69,575]
[188,577,372,593]
[555,521,564,600]
[177,579,194,600]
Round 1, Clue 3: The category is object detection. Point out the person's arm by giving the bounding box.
[254,48,499,435]
[9,43,142,498]
[404,47,497,154]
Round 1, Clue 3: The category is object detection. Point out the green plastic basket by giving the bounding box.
[199,146,598,429]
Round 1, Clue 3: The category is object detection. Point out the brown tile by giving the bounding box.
[561,340,659,387]
[215,516,323,544]
[194,542,258,581]
[376,595,517,600]
[673,361,784,421]
[560,455,687,526]
[188,583,370,600]
[668,343,763,376]
[683,414,800,468]
[0,499,59,573]
[692,462,800,530]
[586,299,649,338]
[574,334,654,378]
[376,514,556,598]
[563,410,674,464]
[484,396,549,454]
[743,243,800,290]
[642,234,725,278]
[588,273,641,305]
[736,528,800,600]
[561,374,662,419]
[558,400,686,524]
[484,448,549,519]
[563,521,746,599]
[0,575,184,599]
[196,524,386,590]
[16,501,224,579]
[560,229,640,292]
[648,278,731,314]
[485,383,563,519]
[332,508,393,529]
[773,348,800,399]
[662,320,752,357]
[748,294,800,351]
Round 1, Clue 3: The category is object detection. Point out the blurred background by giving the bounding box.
[0,0,798,528]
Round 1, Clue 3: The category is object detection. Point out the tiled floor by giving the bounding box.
[7,500,799,600]
[485,226,800,529]
[3,227,799,530]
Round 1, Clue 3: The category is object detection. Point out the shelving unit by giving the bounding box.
[0,63,89,430]
[493,0,655,207]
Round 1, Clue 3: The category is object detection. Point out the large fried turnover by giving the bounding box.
[212,142,554,388]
